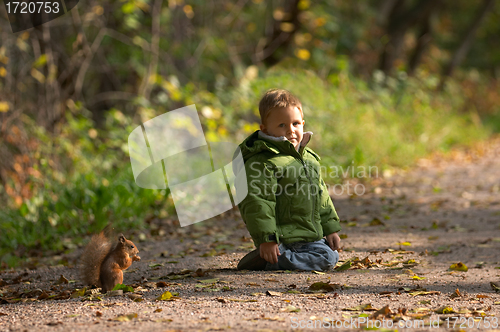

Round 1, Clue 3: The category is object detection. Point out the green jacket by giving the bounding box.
[236,130,341,248]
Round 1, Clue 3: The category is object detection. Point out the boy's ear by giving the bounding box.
[260,123,267,133]
[302,119,305,126]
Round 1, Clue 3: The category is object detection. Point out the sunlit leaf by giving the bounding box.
[343,303,375,311]
[281,305,300,312]
[449,262,468,272]
[112,284,134,292]
[113,313,137,322]
[434,306,454,314]
[335,260,351,271]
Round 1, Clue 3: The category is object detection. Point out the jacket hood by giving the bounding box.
[238,130,314,162]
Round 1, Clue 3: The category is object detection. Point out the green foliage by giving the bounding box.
[0,107,172,266]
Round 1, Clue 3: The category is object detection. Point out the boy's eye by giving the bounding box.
[293,122,300,126]
[278,124,285,127]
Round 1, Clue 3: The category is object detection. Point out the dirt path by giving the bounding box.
[1,138,500,331]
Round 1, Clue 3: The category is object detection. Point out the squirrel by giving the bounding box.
[80,232,141,293]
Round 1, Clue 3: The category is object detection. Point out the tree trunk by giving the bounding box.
[255,0,301,67]
[378,0,437,75]
[437,0,495,91]
[407,16,432,76]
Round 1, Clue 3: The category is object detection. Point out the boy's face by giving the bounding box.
[260,106,305,149]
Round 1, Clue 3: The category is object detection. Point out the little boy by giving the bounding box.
[235,89,341,271]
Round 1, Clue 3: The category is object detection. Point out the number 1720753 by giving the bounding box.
[6,2,60,14]
[445,317,498,329]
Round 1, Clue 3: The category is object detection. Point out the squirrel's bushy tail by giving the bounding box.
[80,232,111,287]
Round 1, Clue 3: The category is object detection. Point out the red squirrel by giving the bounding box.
[80,232,140,292]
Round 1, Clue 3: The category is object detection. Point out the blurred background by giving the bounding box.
[0,0,499,266]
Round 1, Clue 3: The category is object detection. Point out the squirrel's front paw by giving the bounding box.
[132,255,141,262]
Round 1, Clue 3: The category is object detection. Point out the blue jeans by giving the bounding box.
[265,239,339,271]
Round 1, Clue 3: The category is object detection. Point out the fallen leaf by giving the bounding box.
[71,288,86,298]
[280,305,300,312]
[198,278,219,284]
[308,282,340,292]
[127,293,143,302]
[113,313,138,322]
[201,249,217,257]
[449,262,468,272]
[434,306,454,314]
[491,282,500,292]
[378,291,393,295]
[450,288,462,299]
[411,275,426,280]
[111,284,134,292]
[409,291,441,296]
[266,291,281,297]
[55,275,69,285]
[261,316,286,321]
[156,291,179,301]
[225,298,258,302]
[335,261,351,271]
[343,303,375,311]
[154,308,162,313]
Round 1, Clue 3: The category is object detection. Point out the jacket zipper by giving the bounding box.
[300,157,320,239]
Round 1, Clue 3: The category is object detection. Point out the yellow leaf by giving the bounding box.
[71,288,86,298]
[31,68,45,83]
[295,49,310,61]
[0,67,6,77]
[435,306,454,314]
[0,101,9,112]
[113,313,137,322]
[298,0,310,10]
[33,54,47,68]
[156,291,172,301]
[449,262,468,272]
[411,275,426,280]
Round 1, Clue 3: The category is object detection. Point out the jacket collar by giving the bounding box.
[258,131,314,151]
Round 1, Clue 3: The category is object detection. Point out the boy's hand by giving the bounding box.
[259,242,280,264]
[326,232,341,251]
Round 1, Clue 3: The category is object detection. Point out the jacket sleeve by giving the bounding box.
[318,176,342,235]
[237,157,280,247]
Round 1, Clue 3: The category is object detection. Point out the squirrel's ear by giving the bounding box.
[118,234,126,243]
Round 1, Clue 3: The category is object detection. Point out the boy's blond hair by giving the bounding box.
[258,89,303,124]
